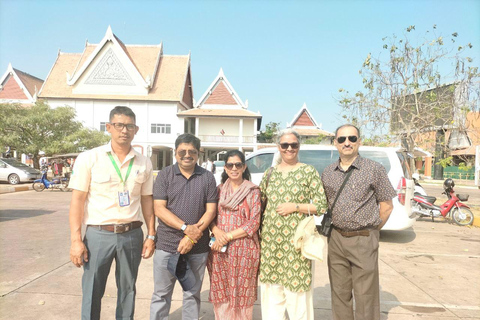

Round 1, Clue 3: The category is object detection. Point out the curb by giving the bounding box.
[474,216,480,228]
[0,184,33,194]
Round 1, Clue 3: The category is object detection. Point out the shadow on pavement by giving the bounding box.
[0,209,55,221]
[380,228,417,244]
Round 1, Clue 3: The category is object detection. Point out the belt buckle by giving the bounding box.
[114,224,126,233]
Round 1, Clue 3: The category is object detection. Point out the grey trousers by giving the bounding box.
[81,226,143,320]
[327,228,380,320]
[150,250,208,320]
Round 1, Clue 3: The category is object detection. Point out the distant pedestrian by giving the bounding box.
[69,106,156,320]
[321,124,396,320]
[207,150,261,320]
[150,133,218,320]
[202,157,216,174]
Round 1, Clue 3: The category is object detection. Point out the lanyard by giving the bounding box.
[107,152,134,186]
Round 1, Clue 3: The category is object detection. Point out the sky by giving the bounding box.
[1,0,479,133]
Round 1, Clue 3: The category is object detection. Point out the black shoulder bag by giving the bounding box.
[317,169,353,237]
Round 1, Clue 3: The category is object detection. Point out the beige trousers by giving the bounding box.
[260,282,314,320]
[328,228,381,320]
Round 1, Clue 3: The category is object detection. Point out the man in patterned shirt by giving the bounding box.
[150,133,218,320]
[321,124,396,320]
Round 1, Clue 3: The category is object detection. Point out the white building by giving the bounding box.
[38,26,194,169]
[38,27,262,169]
[178,68,262,161]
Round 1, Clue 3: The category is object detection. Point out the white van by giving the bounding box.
[245,146,416,231]
[0,158,42,185]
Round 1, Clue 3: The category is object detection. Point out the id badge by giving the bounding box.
[118,190,130,207]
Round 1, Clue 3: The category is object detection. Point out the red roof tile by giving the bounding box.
[204,81,237,105]
[0,75,29,99]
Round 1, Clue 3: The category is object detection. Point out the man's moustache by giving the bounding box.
[181,157,194,161]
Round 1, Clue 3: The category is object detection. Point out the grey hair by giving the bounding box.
[275,129,301,145]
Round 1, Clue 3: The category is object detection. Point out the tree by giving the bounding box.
[0,101,110,168]
[338,25,480,178]
[257,121,281,143]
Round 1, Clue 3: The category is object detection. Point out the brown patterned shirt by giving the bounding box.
[321,155,396,231]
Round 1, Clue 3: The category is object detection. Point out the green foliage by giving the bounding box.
[0,101,109,167]
[258,121,281,143]
[436,156,453,168]
[458,162,472,171]
[304,134,327,144]
[361,135,391,147]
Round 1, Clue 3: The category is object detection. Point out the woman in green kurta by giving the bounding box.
[259,129,327,320]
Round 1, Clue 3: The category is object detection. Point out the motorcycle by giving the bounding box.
[412,178,474,226]
[33,171,69,192]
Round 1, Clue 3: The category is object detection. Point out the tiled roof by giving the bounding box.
[293,110,315,126]
[0,75,28,100]
[13,69,44,97]
[204,81,237,105]
[40,48,189,102]
[178,108,261,118]
[294,128,334,136]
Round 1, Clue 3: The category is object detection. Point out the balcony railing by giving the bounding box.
[198,135,256,143]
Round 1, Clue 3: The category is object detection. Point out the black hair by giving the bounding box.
[175,133,201,151]
[109,106,136,123]
[221,150,251,184]
[334,124,360,138]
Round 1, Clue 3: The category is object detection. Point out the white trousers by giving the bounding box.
[260,283,314,320]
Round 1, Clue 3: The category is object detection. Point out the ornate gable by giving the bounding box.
[85,48,135,86]
[196,68,245,109]
[288,103,319,128]
[68,26,153,96]
[0,63,43,104]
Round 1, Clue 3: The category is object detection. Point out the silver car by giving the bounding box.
[0,158,42,185]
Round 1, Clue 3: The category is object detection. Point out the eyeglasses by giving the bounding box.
[110,123,137,131]
[177,149,198,157]
[279,142,299,150]
[225,162,244,170]
[336,136,358,144]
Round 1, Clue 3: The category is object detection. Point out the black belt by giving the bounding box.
[88,221,143,233]
[333,225,371,237]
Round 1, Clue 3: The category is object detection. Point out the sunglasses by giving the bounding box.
[110,123,137,131]
[336,136,358,144]
[177,149,198,157]
[225,162,244,170]
[279,143,300,150]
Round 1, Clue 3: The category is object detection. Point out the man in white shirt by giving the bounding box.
[69,106,156,320]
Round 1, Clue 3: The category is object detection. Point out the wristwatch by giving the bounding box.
[181,223,188,232]
[296,204,300,211]
[146,235,155,241]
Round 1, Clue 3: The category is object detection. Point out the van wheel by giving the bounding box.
[8,174,20,185]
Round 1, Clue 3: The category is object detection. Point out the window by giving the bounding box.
[100,122,107,132]
[151,123,171,134]
[246,153,274,173]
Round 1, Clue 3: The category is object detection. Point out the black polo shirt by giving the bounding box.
[153,163,218,254]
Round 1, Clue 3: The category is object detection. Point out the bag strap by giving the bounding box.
[329,169,353,212]
[264,166,274,189]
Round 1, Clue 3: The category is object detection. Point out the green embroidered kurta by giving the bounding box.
[259,164,327,292]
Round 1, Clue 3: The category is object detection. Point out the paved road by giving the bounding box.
[0,190,479,319]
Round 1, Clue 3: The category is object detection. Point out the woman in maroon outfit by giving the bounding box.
[207,150,262,320]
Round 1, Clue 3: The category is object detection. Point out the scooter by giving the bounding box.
[32,171,69,192]
[411,178,474,226]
